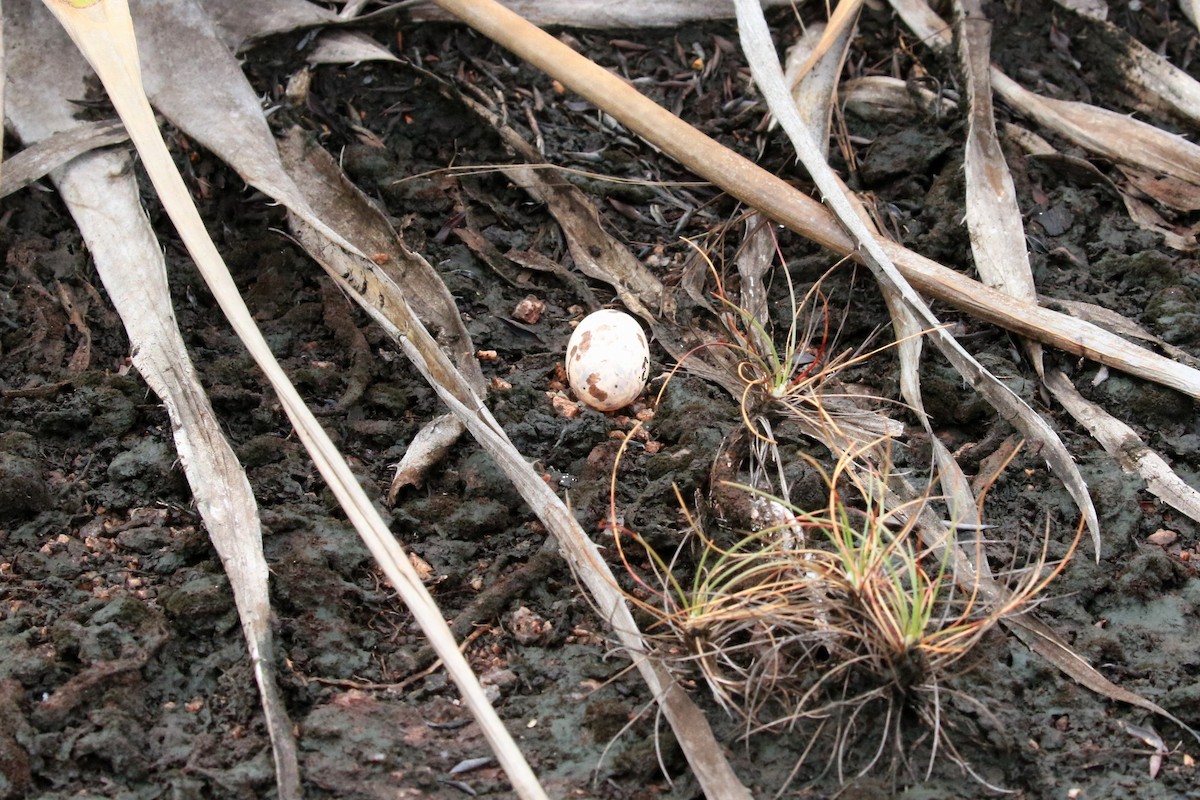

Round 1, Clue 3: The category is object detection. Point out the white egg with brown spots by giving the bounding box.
[565,310,650,411]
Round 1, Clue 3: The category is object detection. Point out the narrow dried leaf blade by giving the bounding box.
[0,118,127,199]
[39,2,547,795]
[1006,614,1199,742]
[1045,370,1200,524]
[6,11,299,796]
[307,29,399,65]
[955,4,1042,374]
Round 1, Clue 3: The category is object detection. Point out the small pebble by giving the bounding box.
[1147,529,1178,547]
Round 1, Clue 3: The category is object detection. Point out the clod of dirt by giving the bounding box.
[0,434,51,519]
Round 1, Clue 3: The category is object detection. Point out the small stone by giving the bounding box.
[1147,529,1178,547]
[508,606,551,645]
[549,392,580,419]
[512,295,545,324]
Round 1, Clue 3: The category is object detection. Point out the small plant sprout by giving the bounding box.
[669,235,911,461]
[605,424,1084,792]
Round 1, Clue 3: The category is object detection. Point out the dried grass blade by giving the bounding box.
[1187,0,1200,34]
[780,6,858,160]
[955,0,1042,373]
[786,0,864,91]
[841,76,958,120]
[994,71,1200,186]
[0,119,127,199]
[5,12,299,796]
[889,247,1200,399]
[57,150,303,799]
[307,29,399,65]
[276,125,754,800]
[1044,370,1200,524]
[408,0,793,27]
[881,285,982,528]
[39,2,547,796]
[733,0,1097,547]
[1044,297,1200,370]
[734,213,776,358]
[275,129,486,395]
[203,0,337,51]
[1052,0,1200,128]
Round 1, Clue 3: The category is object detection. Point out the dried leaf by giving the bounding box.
[1043,297,1200,369]
[1045,370,1200,526]
[307,29,398,65]
[785,0,863,91]
[276,128,486,395]
[36,1,546,795]
[1119,166,1200,213]
[780,7,857,158]
[409,0,793,27]
[387,414,466,501]
[202,0,337,51]
[842,75,958,120]
[956,0,1043,374]
[0,118,127,199]
[6,7,300,796]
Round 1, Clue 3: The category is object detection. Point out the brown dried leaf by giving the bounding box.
[1119,166,1200,213]
[781,7,858,158]
[307,30,399,65]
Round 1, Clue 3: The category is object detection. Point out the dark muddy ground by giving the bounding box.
[3,2,1200,798]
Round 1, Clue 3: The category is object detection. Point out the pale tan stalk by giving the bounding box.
[39,1,546,796]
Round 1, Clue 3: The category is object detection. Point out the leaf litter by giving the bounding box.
[2,0,1200,796]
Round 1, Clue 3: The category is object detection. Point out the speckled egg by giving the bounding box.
[565,310,650,411]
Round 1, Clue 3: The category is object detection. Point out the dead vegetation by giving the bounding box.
[4,0,1200,796]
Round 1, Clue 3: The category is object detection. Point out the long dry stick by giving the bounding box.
[428,0,1200,405]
